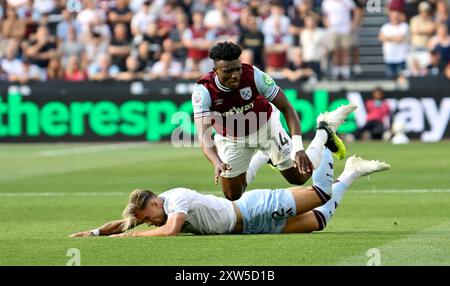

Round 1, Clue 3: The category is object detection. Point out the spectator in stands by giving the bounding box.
[1,6,26,41]
[167,12,188,61]
[356,87,391,141]
[142,22,163,60]
[0,6,26,57]
[108,23,132,71]
[182,10,212,75]
[300,13,326,80]
[56,8,81,44]
[135,40,154,72]
[115,55,144,81]
[9,58,45,83]
[282,46,315,82]
[428,24,450,69]
[262,1,290,37]
[263,11,293,77]
[46,56,63,80]
[156,0,178,38]
[85,30,109,67]
[408,1,435,76]
[63,55,88,81]
[88,54,120,81]
[1,40,24,81]
[322,0,359,80]
[434,0,450,30]
[59,26,84,67]
[239,14,265,70]
[77,0,104,38]
[16,0,40,39]
[22,25,58,69]
[130,0,156,38]
[350,0,364,76]
[289,0,313,46]
[32,0,55,16]
[427,49,442,76]
[108,0,132,36]
[378,10,409,80]
[204,0,228,30]
[209,12,240,44]
[147,51,182,79]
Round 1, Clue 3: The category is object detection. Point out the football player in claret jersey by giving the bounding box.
[192,41,356,201]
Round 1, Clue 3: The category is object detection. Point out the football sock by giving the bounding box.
[312,148,334,201]
[336,168,359,186]
[305,129,327,169]
[246,150,270,185]
[313,179,350,230]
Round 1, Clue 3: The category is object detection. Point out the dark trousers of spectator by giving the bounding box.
[304,61,322,80]
[385,61,406,79]
[356,120,385,140]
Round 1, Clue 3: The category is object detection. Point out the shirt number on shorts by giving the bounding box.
[275,133,289,151]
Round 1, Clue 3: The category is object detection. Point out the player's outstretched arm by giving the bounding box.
[195,116,231,184]
[110,213,186,238]
[271,90,313,174]
[69,219,142,237]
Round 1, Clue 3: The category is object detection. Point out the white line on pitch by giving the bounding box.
[38,143,150,157]
[0,192,126,197]
[1,189,450,197]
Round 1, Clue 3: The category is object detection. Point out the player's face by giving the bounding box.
[136,199,166,227]
[214,59,242,90]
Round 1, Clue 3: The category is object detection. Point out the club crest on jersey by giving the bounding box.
[239,87,252,100]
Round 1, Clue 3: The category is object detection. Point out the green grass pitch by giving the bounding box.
[1,141,450,266]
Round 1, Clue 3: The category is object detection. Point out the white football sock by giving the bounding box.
[337,169,359,186]
[313,181,349,230]
[312,148,334,198]
[305,129,327,169]
[246,150,270,185]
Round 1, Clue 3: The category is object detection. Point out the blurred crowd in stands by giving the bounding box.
[0,0,449,83]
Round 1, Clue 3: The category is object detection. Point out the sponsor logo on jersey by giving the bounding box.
[263,73,274,86]
[239,87,252,100]
[221,102,255,117]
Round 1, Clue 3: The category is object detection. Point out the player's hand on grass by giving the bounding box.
[214,162,231,185]
[68,231,95,238]
[293,150,313,175]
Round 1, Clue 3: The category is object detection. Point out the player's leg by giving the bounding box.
[246,103,356,186]
[215,133,255,200]
[281,155,390,233]
[285,147,334,215]
[277,103,356,184]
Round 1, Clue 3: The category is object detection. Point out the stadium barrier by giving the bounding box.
[0,78,449,143]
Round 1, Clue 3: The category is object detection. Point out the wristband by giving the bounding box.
[290,135,304,160]
[91,229,100,236]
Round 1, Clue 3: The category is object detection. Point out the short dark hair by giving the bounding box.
[209,42,242,63]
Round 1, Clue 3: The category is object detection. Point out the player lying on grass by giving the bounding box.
[193,41,356,200]
[69,153,390,237]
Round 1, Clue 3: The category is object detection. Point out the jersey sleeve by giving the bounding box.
[192,83,212,118]
[253,66,280,102]
[164,191,190,216]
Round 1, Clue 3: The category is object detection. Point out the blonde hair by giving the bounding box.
[122,189,157,231]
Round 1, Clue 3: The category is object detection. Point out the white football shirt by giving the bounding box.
[159,188,237,235]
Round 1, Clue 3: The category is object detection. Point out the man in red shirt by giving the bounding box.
[357,87,391,140]
[192,42,356,200]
